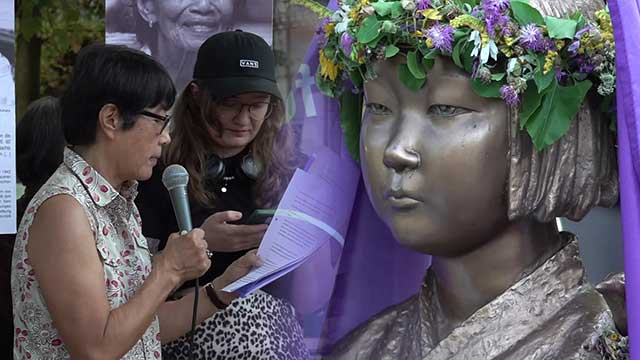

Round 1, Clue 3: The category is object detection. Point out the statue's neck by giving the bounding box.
[428,219,562,336]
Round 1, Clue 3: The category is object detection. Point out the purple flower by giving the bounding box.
[482,0,510,37]
[500,85,520,106]
[341,32,354,56]
[572,55,595,73]
[471,59,480,78]
[416,0,431,10]
[316,17,331,35]
[519,24,547,52]
[579,61,595,73]
[483,0,511,11]
[554,68,567,82]
[426,24,455,53]
[574,25,594,39]
[568,41,581,56]
[543,38,557,51]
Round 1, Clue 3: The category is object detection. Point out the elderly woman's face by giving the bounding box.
[361,56,510,256]
[153,0,234,51]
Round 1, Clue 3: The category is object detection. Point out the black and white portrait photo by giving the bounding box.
[106,0,274,91]
[0,0,14,108]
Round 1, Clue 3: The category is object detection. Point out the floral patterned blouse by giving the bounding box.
[11,148,161,359]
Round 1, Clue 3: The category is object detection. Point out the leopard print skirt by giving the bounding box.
[162,291,310,360]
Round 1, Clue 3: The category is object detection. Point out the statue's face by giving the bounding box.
[361,56,510,256]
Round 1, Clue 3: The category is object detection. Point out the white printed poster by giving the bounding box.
[106,0,274,91]
[0,0,16,234]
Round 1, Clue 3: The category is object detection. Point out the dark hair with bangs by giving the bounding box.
[16,96,64,190]
[60,44,176,146]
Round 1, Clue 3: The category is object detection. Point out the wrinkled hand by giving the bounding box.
[212,250,263,305]
[157,228,210,285]
[201,211,268,252]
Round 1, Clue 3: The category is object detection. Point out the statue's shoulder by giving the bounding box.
[326,294,420,360]
[595,272,627,335]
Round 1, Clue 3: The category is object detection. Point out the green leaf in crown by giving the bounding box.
[299,0,616,161]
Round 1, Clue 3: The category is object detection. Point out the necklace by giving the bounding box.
[220,175,235,193]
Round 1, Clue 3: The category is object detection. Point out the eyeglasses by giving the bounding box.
[216,100,274,120]
[138,110,172,134]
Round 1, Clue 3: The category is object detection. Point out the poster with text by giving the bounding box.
[106,0,274,91]
[0,0,16,234]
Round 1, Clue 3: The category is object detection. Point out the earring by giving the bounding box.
[148,20,154,28]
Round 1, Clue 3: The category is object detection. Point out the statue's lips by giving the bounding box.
[385,190,421,209]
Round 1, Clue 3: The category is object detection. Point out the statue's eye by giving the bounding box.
[365,103,392,116]
[428,104,469,117]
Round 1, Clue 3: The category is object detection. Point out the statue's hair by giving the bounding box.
[507,0,618,222]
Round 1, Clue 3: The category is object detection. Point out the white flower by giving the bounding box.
[402,0,417,11]
[334,5,352,34]
[362,5,376,15]
[469,30,482,58]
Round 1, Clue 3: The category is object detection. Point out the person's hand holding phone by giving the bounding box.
[200,211,268,252]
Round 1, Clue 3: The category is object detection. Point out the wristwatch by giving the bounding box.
[204,282,229,310]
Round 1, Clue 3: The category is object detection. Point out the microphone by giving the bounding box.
[162,164,193,232]
[162,164,199,360]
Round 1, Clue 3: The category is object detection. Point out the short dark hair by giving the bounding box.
[60,44,176,145]
[16,96,64,190]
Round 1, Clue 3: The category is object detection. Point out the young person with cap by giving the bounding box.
[136,31,308,359]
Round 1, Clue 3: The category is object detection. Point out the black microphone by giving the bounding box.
[161,164,199,360]
[162,164,193,232]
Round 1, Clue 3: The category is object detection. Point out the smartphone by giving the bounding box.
[245,209,276,225]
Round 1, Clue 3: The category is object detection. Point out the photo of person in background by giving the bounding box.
[0,51,13,107]
[106,0,274,91]
[136,30,308,359]
[0,0,14,109]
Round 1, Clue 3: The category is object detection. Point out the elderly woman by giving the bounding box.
[11,44,260,359]
[136,31,308,359]
[300,0,628,358]
[107,0,239,90]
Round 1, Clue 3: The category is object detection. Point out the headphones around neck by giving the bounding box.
[205,152,262,185]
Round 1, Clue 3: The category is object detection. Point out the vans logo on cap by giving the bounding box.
[240,59,259,69]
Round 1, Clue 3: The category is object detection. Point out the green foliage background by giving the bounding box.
[16,0,105,118]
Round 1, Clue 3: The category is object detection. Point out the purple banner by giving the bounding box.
[610,1,640,357]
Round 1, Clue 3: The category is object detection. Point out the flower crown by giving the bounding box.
[295,0,616,159]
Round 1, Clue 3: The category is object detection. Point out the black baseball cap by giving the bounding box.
[193,30,282,101]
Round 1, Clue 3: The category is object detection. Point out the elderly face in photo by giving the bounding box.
[0,50,14,106]
[131,0,239,91]
[107,0,274,91]
[136,0,235,53]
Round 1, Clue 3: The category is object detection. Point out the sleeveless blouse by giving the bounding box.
[11,148,161,359]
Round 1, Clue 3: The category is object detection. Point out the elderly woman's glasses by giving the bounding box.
[138,110,172,134]
[216,100,274,120]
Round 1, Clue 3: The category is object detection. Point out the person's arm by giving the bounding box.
[27,195,208,359]
[157,250,261,343]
